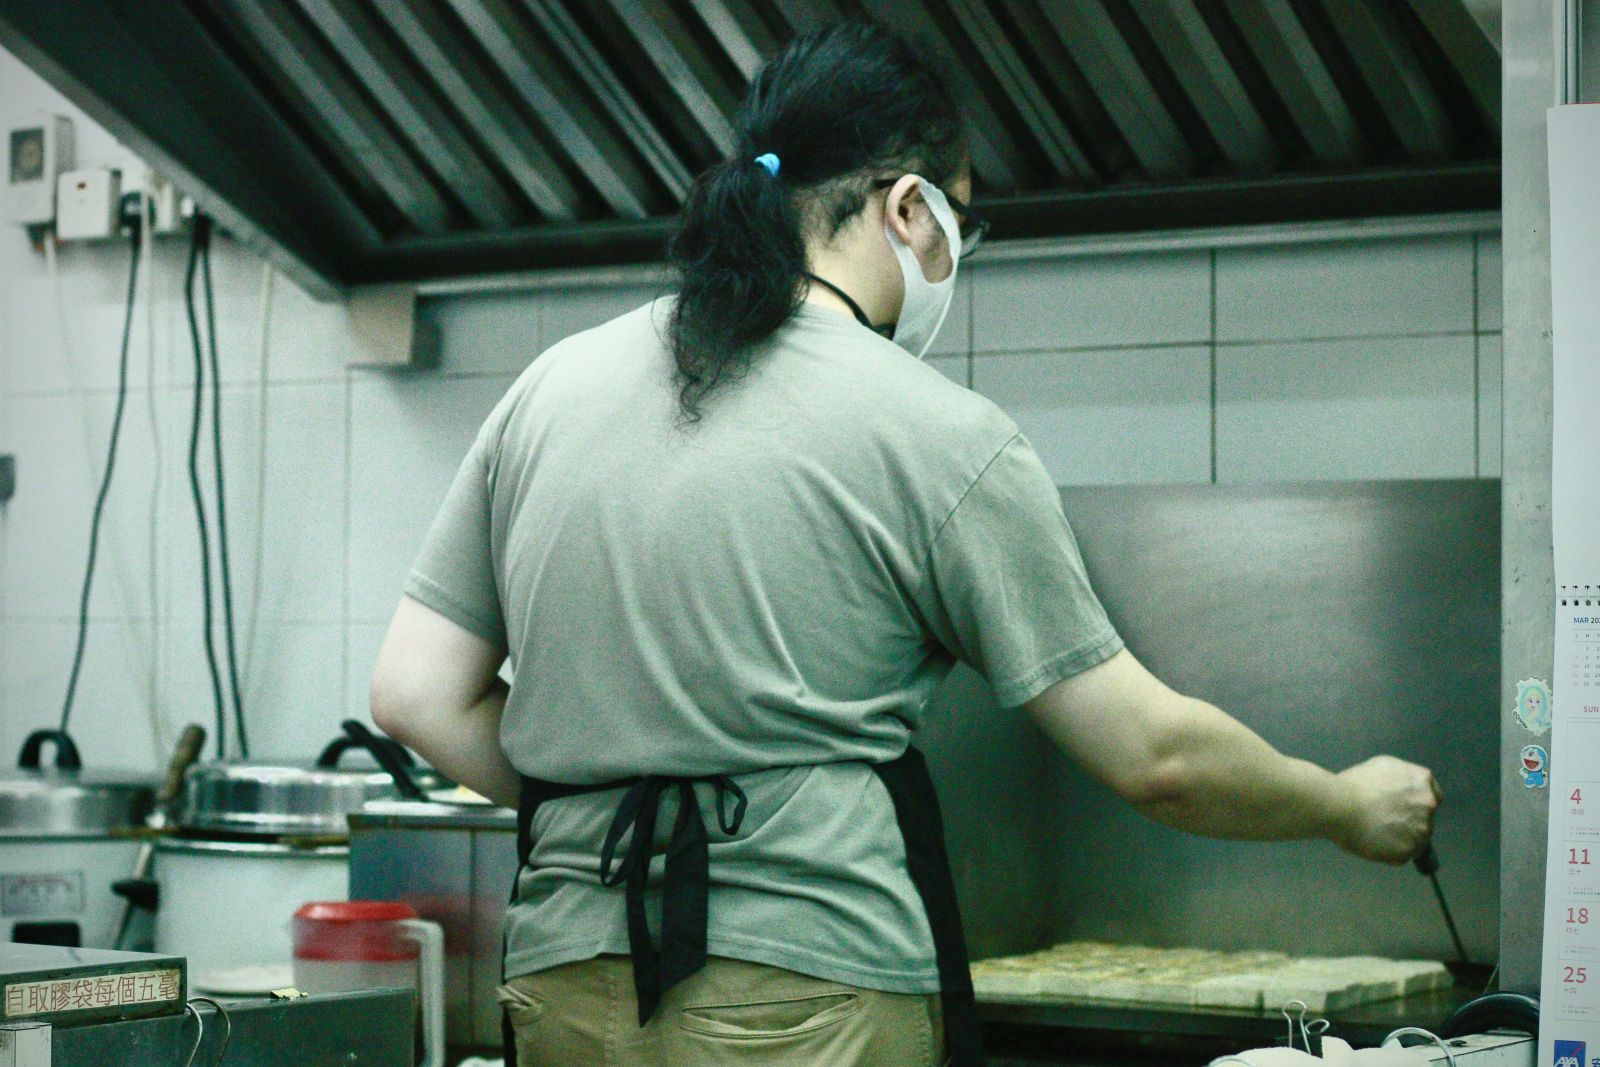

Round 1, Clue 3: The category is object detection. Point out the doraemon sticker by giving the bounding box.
[1520,744,1550,790]
[1515,677,1554,736]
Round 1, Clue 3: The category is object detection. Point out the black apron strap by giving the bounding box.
[502,774,635,1067]
[502,771,750,1063]
[503,753,984,1066]
[872,746,988,1067]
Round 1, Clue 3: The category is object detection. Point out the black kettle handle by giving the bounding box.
[330,720,426,801]
[19,730,83,771]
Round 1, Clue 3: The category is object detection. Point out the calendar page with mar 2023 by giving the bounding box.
[1543,102,1600,1067]
[1545,594,1600,1033]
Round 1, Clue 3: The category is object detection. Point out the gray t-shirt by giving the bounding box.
[405,299,1122,992]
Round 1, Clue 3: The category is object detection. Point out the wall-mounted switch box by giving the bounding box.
[0,455,14,504]
[6,114,73,226]
[56,167,121,240]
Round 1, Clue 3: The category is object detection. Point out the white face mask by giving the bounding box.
[884,178,961,360]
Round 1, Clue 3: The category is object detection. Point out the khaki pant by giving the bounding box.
[499,954,948,1067]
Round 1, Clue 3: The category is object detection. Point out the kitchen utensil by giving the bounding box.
[179,724,433,838]
[111,723,206,950]
[1412,846,1470,966]
[292,900,444,1067]
[0,730,156,948]
[153,837,347,987]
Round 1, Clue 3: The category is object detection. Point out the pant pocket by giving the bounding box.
[679,991,861,1040]
[496,981,547,1030]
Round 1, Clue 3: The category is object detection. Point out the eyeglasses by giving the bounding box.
[874,177,989,258]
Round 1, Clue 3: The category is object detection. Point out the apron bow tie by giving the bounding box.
[597,774,749,1024]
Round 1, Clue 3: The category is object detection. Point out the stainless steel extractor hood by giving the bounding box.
[0,0,1500,296]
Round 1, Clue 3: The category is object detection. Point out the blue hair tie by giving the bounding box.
[753,153,781,177]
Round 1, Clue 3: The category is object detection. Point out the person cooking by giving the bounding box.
[370,20,1440,1067]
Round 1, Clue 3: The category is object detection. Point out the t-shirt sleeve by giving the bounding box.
[403,439,508,649]
[914,434,1123,707]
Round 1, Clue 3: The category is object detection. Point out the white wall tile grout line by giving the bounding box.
[1472,235,1482,477]
[341,369,355,722]
[1209,249,1219,485]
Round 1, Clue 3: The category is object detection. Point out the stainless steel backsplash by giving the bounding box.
[921,480,1501,966]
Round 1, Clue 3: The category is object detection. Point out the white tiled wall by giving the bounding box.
[974,347,1212,486]
[0,46,1504,770]
[973,252,1212,351]
[961,234,1501,488]
[1214,236,1474,341]
[345,373,516,624]
[1216,336,1477,481]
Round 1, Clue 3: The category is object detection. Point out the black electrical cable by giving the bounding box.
[59,224,142,735]
[185,217,228,760]
[198,225,247,758]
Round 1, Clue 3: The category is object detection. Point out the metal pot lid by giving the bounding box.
[180,762,438,838]
[179,724,436,838]
[0,770,156,838]
[0,731,156,838]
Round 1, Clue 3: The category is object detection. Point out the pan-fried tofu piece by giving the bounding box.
[1192,973,1271,1010]
[1394,959,1453,994]
[1122,973,1202,1007]
[969,943,1446,1013]
[1259,959,1365,1015]
[1035,969,1102,999]
[1223,951,1290,973]
[1334,957,1451,997]
[971,959,1042,999]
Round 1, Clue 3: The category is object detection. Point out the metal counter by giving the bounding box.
[48,988,414,1066]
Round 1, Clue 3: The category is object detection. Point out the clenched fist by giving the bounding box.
[1332,755,1442,865]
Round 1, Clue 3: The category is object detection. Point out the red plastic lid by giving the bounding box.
[293,900,420,962]
[294,900,417,922]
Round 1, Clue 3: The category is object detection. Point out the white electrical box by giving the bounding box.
[55,167,122,240]
[0,1020,50,1067]
[6,114,74,225]
[1407,1031,1534,1065]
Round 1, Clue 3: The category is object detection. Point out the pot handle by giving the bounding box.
[157,725,208,810]
[339,720,427,801]
[399,919,446,1067]
[18,730,83,771]
[315,735,415,771]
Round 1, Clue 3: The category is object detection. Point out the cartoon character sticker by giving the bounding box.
[1514,677,1553,736]
[1520,744,1549,790]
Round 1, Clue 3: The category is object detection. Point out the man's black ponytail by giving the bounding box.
[666,157,805,422]
[666,21,966,422]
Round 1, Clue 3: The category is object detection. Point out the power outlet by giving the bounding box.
[120,166,185,235]
[0,454,14,503]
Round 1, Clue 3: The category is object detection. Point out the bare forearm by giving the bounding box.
[1028,650,1437,864]
[379,680,521,809]
[1131,695,1349,843]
